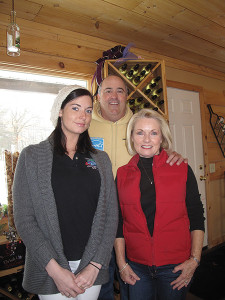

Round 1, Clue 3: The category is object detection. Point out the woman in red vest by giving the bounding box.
[115,109,205,300]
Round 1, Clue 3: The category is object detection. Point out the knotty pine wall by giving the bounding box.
[202,91,225,247]
[0,16,225,248]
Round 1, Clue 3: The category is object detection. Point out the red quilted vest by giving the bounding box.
[117,150,191,266]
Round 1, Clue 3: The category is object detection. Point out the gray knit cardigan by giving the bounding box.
[13,139,118,295]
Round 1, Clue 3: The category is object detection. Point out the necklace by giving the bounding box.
[140,158,154,185]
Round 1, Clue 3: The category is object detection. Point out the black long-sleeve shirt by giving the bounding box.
[117,157,205,237]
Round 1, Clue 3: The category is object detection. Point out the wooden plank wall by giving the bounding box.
[203,90,225,247]
[0,16,225,248]
[1,0,225,74]
[203,90,225,181]
[1,11,225,81]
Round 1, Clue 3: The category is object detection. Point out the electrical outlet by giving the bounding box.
[209,163,216,173]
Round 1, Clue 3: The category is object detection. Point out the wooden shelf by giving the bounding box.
[0,268,35,300]
[104,59,168,119]
[0,287,35,300]
[0,287,21,300]
[0,265,24,278]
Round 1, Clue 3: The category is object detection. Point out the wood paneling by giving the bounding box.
[1,7,225,81]
[135,0,225,51]
[203,90,225,106]
[208,142,224,162]
[208,178,225,247]
[170,0,225,27]
[0,0,42,20]
[1,0,225,74]
[204,93,225,248]
[0,48,96,77]
[210,160,225,181]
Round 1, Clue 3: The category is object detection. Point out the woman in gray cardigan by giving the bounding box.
[13,85,118,300]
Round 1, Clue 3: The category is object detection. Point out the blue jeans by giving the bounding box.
[98,251,115,300]
[98,249,129,300]
[129,261,189,300]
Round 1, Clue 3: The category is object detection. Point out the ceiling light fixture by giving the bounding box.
[7,0,20,57]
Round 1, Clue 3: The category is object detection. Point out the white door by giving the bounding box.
[167,87,208,247]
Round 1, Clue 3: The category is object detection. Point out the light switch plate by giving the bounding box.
[209,163,215,173]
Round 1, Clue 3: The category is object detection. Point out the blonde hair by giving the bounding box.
[126,109,173,156]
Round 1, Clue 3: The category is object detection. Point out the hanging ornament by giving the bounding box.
[7,0,20,57]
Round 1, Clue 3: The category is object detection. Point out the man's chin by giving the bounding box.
[109,108,120,115]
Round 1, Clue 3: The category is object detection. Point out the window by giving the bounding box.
[0,70,87,205]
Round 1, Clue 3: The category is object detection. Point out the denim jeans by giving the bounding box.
[129,261,189,300]
[98,251,115,300]
[98,249,129,300]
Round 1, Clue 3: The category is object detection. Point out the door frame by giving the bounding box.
[167,80,211,247]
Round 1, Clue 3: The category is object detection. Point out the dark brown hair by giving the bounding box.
[50,88,96,155]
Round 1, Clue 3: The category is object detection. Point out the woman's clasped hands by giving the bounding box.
[46,259,84,298]
[46,259,101,298]
[74,262,101,293]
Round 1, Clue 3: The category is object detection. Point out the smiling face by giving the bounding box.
[98,76,128,122]
[132,117,162,158]
[59,95,93,139]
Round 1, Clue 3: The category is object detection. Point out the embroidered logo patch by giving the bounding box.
[91,137,104,151]
[85,158,98,169]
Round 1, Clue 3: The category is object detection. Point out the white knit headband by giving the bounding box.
[50,84,85,127]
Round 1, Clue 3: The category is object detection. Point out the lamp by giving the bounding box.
[7,0,20,57]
